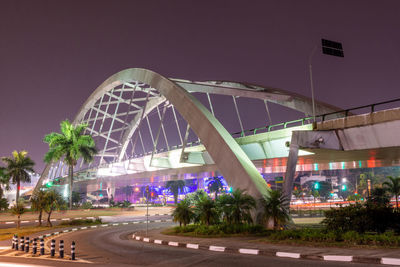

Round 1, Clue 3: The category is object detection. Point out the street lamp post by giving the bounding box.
[308,46,318,122]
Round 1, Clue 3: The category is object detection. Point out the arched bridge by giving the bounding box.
[35,68,341,200]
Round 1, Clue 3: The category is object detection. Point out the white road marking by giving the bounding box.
[239,248,259,255]
[186,243,199,249]
[323,255,353,262]
[5,222,14,224]
[209,246,225,252]
[168,241,179,246]
[154,240,163,244]
[0,263,51,267]
[143,238,150,242]
[382,257,400,265]
[276,252,301,258]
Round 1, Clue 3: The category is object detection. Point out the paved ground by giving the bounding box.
[0,223,384,267]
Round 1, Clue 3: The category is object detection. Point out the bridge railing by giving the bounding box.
[316,97,400,122]
[232,117,314,138]
[233,97,400,138]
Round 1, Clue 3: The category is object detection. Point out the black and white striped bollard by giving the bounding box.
[25,237,30,253]
[12,234,16,250]
[71,241,75,260]
[33,238,37,255]
[40,238,44,255]
[59,240,64,258]
[50,239,55,257]
[15,234,18,250]
[20,236,25,251]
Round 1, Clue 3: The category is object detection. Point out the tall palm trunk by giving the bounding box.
[16,179,20,202]
[396,193,399,210]
[69,165,73,210]
[38,210,42,226]
[17,215,20,229]
[47,210,53,227]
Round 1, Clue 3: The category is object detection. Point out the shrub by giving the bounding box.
[81,202,93,209]
[323,203,398,234]
[0,198,8,211]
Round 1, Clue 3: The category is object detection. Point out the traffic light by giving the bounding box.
[341,184,347,191]
[46,181,53,188]
[314,182,320,190]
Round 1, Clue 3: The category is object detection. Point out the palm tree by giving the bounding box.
[0,167,10,199]
[44,120,97,209]
[43,190,64,227]
[2,151,35,202]
[165,180,185,204]
[383,176,400,209]
[259,190,290,230]
[208,177,224,199]
[218,189,256,224]
[31,190,46,226]
[193,194,219,225]
[11,202,25,229]
[0,198,8,211]
[172,198,194,227]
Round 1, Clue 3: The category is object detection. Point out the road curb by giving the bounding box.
[130,233,400,265]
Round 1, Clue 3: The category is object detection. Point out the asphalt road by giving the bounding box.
[0,215,171,229]
[0,222,385,267]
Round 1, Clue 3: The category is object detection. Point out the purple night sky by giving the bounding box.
[0,1,399,172]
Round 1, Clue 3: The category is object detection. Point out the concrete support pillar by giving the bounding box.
[283,131,300,207]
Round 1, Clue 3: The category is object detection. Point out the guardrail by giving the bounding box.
[232,117,314,137]
[316,97,400,122]
[233,97,400,138]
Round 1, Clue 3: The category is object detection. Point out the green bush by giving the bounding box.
[0,198,8,211]
[323,203,400,234]
[80,202,93,209]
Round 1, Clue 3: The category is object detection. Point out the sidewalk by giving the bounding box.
[132,227,400,265]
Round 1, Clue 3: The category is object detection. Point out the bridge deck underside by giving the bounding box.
[74,146,400,189]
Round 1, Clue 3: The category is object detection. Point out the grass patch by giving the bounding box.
[0,218,102,241]
[162,224,268,238]
[59,218,102,226]
[254,229,400,248]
